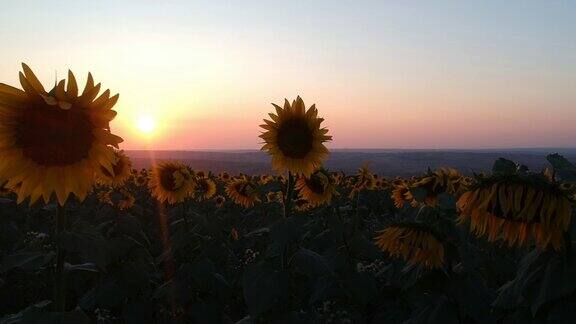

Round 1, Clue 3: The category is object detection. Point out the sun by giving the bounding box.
[136,116,156,134]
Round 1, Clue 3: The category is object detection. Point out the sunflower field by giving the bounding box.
[1,65,576,323]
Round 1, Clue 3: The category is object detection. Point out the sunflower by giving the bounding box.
[411,168,465,206]
[374,223,445,269]
[225,178,260,208]
[266,191,282,203]
[135,174,148,187]
[148,162,195,204]
[195,177,217,200]
[295,169,337,207]
[457,174,573,250]
[391,180,419,208]
[195,170,207,178]
[219,171,231,182]
[259,96,332,176]
[96,189,113,205]
[353,166,375,190]
[259,174,274,185]
[117,189,135,210]
[293,197,313,212]
[0,64,122,205]
[96,150,132,187]
[214,195,226,208]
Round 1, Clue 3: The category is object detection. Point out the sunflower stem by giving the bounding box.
[283,171,294,219]
[54,204,67,312]
[182,201,190,230]
[281,171,295,270]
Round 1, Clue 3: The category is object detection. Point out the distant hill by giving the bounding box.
[125,148,576,176]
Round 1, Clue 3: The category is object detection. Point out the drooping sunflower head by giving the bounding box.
[374,222,445,269]
[354,165,377,191]
[259,96,332,176]
[195,177,217,201]
[0,64,123,205]
[148,161,195,204]
[225,178,260,208]
[259,174,274,185]
[412,168,465,206]
[457,173,574,251]
[219,171,231,182]
[391,180,419,209]
[96,150,132,187]
[295,168,337,207]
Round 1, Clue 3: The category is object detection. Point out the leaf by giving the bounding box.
[291,248,331,277]
[64,262,100,273]
[448,274,495,323]
[78,280,124,310]
[0,301,90,324]
[242,264,289,318]
[407,295,459,324]
[528,253,576,315]
[0,251,54,273]
[546,153,576,181]
[492,158,520,175]
[342,271,378,306]
[270,219,300,247]
[55,226,110,269]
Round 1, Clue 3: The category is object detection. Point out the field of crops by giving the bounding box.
[1,153,575,323]
[1,66,576,323]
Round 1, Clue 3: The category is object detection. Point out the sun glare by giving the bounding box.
[136,116,156,134]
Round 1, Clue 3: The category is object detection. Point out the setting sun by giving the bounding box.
[136,116,156,134]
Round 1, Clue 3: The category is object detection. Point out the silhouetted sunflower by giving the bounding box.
[149,162,194,204]
[214,195,226,208]
[117,189,135,210]
[259,174,274,185]
[96,150,131,187]
[259,96,331,176]
[296,169,337,207]
[225,178,260,208]
[391,180,419,208]
[412,168,465,206]
[219,171,231,182]
[0,64,122,205]
[96,189,113,205]
[135,174,148,187]
[374,223,444,269]
[355,165,376,190]
[457,174,573,250]
[293,197,312,212]
[195,177,217,200]
[266,191,282,203]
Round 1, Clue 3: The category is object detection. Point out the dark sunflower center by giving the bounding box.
[276,118,314,159]
[15,102,95,167]
[307,175,326,194]
[159,166,179,192]
[236,183,253,196]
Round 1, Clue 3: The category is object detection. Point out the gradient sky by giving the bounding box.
[1,1,575,150]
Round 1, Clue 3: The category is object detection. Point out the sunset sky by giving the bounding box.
[1,1,575,150]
